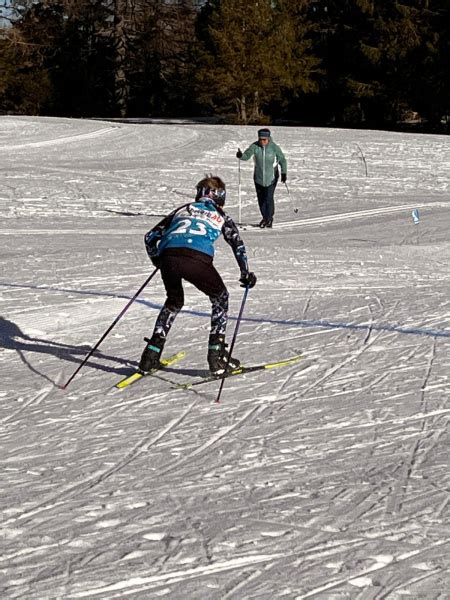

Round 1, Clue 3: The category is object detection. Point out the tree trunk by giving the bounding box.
[236,95,247,123]
[113,0,129,118]
[249,90,261,122]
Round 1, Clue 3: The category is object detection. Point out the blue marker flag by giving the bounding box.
[412,209,420,225]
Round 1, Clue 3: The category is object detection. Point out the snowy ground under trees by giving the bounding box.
[1,116,449,598]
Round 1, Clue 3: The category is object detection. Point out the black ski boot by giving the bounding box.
[139,335,165,373]
[207,334,240,376]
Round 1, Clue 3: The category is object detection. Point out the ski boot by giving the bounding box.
[139,335,165,373]
[207,334,240,376]
[259,218,267,228]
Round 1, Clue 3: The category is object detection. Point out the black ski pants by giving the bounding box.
[255,176,278,222]
[151,248,229,339]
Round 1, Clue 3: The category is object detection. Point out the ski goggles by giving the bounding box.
[211,188,226,203]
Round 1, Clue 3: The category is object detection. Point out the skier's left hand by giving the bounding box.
[240,271,257,288]
[281,173,287,183]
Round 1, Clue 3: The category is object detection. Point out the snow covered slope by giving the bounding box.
[1,116,449,598]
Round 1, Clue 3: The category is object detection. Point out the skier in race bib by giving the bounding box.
[139,175,257,376]
[236,128,287,228]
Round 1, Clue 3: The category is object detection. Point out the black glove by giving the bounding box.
[236,149,243,159]
[146,239,158,258]
[240,271,257,288]
[150,256,160,268]
[281,173,287,183]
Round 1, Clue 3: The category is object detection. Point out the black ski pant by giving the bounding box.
[255,176,278,222]
[151,248,228,340]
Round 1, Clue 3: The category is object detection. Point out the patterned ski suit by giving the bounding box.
[145,198,249,338]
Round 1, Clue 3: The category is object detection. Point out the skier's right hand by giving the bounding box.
[236,149,243,159]
[150,256,161,268]
[146,238,158,257]
[240,271,257,288]
[146,241,160,267]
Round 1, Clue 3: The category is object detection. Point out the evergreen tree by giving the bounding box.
[4,1,115,116]
[362,1,424,123]
[0,29,52,114]
[410,0,450,128]
[193,0,319,123]
[309,1,423,124]
[126,0,198,117]
[3,0,198,117]
[2,0,448,127]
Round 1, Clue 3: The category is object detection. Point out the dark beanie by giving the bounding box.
[258,128,271,139]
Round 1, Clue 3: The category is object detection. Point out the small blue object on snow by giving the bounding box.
[412,209,420,225]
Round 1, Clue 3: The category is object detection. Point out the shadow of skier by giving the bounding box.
[0,316,137,384]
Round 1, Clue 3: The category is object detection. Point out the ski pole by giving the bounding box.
[61,267,159,389]
[215,285,249,404]
[238,153,242,224]
[285,182,298,214]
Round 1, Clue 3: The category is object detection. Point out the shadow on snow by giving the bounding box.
[1,280,450,384]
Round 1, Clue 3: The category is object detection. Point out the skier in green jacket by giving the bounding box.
[236,128,287,228]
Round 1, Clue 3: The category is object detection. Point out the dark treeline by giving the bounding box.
[1,0,449,131]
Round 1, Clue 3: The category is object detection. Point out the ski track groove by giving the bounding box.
[421,495,450,541]
[2,399,199,526]
[384,337,441,515]
[301,327,385,398]
[2,384,54,425]
[420,337,437,415]
[2,126,118,151]
[274,362,307,397]
[42,522,444,600]
[317,486,395,533]
[296,450,434,536]
[284,300,400,410]
[385,426,447,516]
[80,381,181,431]
[361,485,447,525]
[363,567,448,600]
[352,370,391,404]
[302,293,313,319]
[153,404,265,478]
[221,567,264,599]
[294,539,450,599]
[274,201,450,230]
[66,553,285,598]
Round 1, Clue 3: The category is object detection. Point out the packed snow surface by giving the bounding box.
[1,116,449,598]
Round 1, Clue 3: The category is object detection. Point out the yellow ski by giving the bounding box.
[178,353,303,389]
[115,351,186,389]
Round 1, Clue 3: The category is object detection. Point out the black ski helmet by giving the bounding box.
[195,175,226,206]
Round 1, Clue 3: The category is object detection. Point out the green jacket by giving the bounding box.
[240,140,287,187]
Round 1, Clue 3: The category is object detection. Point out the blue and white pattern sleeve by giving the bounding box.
[222,215,249,274]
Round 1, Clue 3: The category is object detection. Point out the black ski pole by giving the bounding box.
[215,285,250,404]
[285,182,298,214]
[61,267,159,389]
[238,155,242,224]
